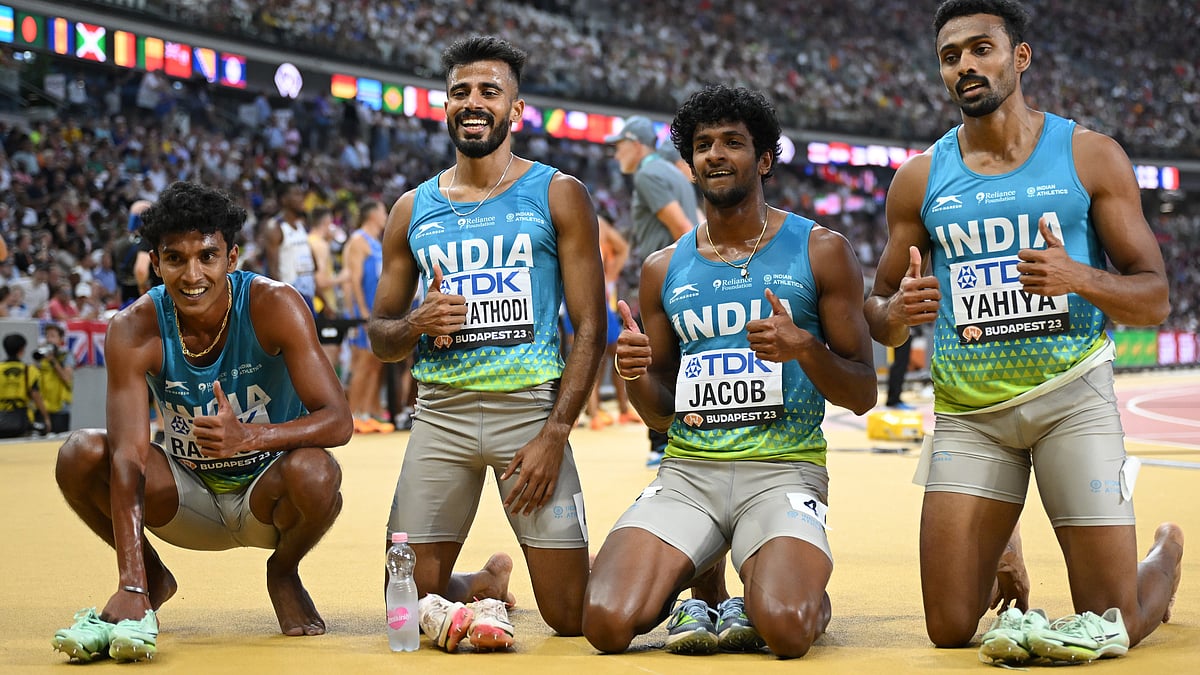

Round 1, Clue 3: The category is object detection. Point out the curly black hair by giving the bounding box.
[139,181,245,253]
[669,85,782,181]
[441,35,528,88]
[933,0,1031,47]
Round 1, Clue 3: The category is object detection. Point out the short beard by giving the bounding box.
[451,121,510,159]
[700,181,751,209]
[960,91,1004,118]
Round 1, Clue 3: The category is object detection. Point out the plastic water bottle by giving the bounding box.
[385,532,419,651]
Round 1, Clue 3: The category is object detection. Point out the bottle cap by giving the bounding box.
[390,532,408,544]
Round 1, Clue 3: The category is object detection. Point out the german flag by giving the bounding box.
[330,73,357,100]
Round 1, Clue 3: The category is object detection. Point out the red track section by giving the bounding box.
[1119,383,1200,450]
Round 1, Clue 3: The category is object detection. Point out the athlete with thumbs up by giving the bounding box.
[582,85,876,659]
[865,0,1182,665]
[367,37,606,647]
[52,181,355,662]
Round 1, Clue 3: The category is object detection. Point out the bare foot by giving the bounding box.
[467,553,517,607]
[689,559,730,606]
[266,561,326,636]
[991,526,1030,613]
[148,561,178,611]
[1155,523,1184,623]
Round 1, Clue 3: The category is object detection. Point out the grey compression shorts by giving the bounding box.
[388,381,587,548]
[610,457,832,573]
[925,362,1136,527]
[148,446,280,550]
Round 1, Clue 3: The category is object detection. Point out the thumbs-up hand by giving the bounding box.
[411,266,468,336]
[193,380,247,458]
[614,300,651,381]
[891,245,941,327]
[747,288,810,362]
[1016,217,1076,297]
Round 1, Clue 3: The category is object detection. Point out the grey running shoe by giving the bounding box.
[108,609,158,662]
[1027,608,1129,664]
[715,597,765,652]
[51,607,114,662]
[978,607,1049,665]
[664,598,719,655]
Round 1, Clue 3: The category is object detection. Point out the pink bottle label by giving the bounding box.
[387,606,410,630]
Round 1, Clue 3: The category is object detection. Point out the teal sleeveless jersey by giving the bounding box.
[148,271,307,493]
[662,213,827,464]
[921,113,1106,413]
[408,161,565,391]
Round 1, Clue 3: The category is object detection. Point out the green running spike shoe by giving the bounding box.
[108,609,158,662]
[978,607,1049,665]
[1027,608,1129,664]
[51,607,115,662]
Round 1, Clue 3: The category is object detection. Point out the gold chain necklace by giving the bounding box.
[704,209,770,279]
[442,152,515,218]
[177,280,232,359]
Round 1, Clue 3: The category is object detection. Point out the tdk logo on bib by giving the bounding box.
[438,267,535,350]
[685,351,774,377]
[443,270,525,295]
[954,259,1020,290]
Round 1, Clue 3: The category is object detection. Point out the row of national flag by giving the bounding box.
[0,5,245,88]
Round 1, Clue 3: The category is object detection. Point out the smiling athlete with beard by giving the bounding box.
[367,36,606,651]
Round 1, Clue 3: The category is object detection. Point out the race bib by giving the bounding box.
[674,348,783,430]
[435,267,535,350]
[950,255,1069,344]
[787,492,831,530]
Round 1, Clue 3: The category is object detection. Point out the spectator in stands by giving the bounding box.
[13,263,51,318]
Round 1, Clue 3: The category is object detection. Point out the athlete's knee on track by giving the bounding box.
[752,597,823,658]
[924,605,981,649]
[540,602,584,638]
[581,596,641,653]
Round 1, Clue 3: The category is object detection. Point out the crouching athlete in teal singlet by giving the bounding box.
[52,181,353,662]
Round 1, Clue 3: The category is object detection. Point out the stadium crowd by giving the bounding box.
[0,0,1196,431]
[126,0,1200,160]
